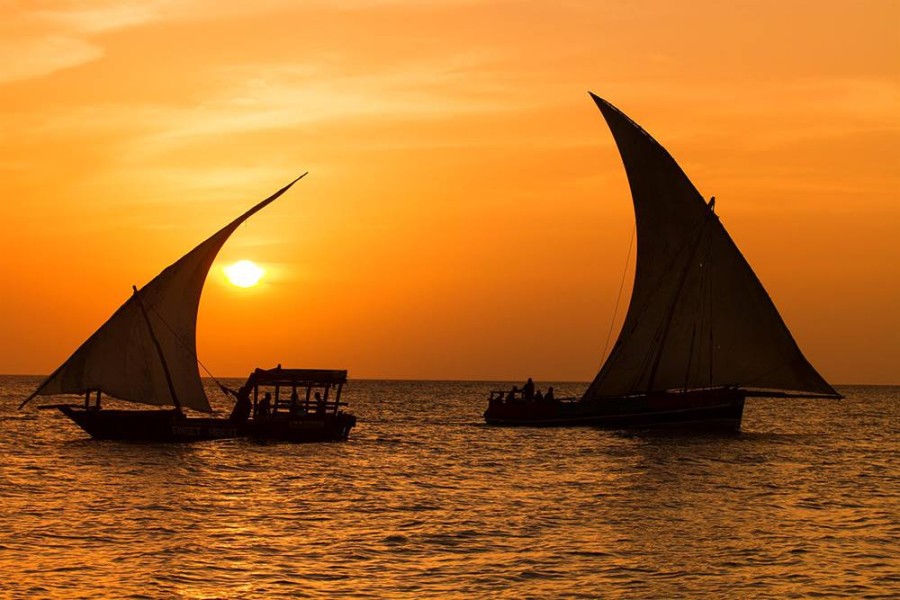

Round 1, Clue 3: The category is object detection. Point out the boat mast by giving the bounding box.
[132,286,182,412]
[644,220,710,393]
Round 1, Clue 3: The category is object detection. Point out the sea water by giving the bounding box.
[1,377,897,599]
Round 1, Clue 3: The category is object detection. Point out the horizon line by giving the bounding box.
[1,374,897,388]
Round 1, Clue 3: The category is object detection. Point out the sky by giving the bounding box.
[0,0,897,384]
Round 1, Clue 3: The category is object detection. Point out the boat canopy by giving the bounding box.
[249,367,348,387]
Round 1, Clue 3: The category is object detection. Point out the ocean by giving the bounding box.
[2,377,898,599]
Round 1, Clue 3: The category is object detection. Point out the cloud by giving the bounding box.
[32,2,171,33]
[0,0,502,84]
[0,34,103,84]
[146,58,518,143]
[0,0,287,84]
[0,2,154,84]
[11,52,529,155]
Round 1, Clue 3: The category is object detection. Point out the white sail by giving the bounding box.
[24,175,305,412]
[583,95,838,400]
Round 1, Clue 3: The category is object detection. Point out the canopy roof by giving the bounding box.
[249,367,348,387]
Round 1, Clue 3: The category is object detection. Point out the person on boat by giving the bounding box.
[258,392,271,417]
[708,196,716,213]
[534,389,544,403]
[506,386,518,403]
[290,389,301,414]
[315,391,325,415]
[545,386,555,402]
[86,391,102,411]
[229,385,252,423]
[523,378,535,402]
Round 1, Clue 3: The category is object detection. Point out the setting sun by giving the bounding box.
[224,260,264,288]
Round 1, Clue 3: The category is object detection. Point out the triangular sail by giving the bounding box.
[23,175,305,412]
[583,94,838,400]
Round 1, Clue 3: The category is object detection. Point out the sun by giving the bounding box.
[224,260,265,288]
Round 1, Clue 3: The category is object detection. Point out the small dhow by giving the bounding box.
[22,175,356,442]
[484,94,841,430]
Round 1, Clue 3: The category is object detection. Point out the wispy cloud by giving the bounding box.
[0,0,292,83]
[0,0,513,84]
[9,51,529,155]
[0,33,102,84]
[146,58,520,144]
[0,2,163,83]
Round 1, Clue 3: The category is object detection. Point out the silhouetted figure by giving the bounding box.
[290,389,301,414]
[258,392,271,417]
[229,385,252,422]
[85,391,102,410]
[534,389,544,402]
[708,196,716,213]
[315,391,325,415]
[506,386,519,402]
[545,386,555,402]
[523,378,535,402]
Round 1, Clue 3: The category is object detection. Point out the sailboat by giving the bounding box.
[484,94,841,430]
[21,175,356,442]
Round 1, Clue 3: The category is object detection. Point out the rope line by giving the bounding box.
[601,224,635,362]
[143,300,232,395]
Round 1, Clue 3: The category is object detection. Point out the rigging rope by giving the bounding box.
[601,224,636,363]
[144,300,234,397]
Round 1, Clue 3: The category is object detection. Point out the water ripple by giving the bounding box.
[1,379,898,598]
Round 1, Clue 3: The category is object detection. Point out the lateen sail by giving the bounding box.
[23,175,305,412]
[583,95,838,400]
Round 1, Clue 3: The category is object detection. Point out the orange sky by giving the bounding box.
[1,0,897,384]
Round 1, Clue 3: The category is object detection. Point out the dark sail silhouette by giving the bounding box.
[16,174,360,444]
[23,174,306,413]
[584,94,839,400]
[484,94,839,430]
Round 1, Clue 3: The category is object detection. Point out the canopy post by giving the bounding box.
[132,286,182,412]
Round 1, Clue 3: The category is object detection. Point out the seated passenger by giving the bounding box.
[545,386,555,402]
[258,392,272,417]
[523,377,535,402]
[534,389,544,403]
[229,385,252,422]
[315,391,325,415]
[506,386,519,402]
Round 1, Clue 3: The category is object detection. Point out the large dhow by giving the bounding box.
[484,94,841,430]
[21,175,356,442]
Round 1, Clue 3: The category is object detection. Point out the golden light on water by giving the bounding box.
[224,260,264,288]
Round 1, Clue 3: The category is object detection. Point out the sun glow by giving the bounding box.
[224,260,264,288]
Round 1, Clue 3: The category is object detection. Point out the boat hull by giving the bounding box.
[58,406,243,442]
[244,412,357,442]
[57,406,357,443]
[483,389,745,431]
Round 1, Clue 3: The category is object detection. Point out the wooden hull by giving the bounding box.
[58,406,243,442]
[483,389,745,431]
[244,412,357,442]
[57,406,356,443]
